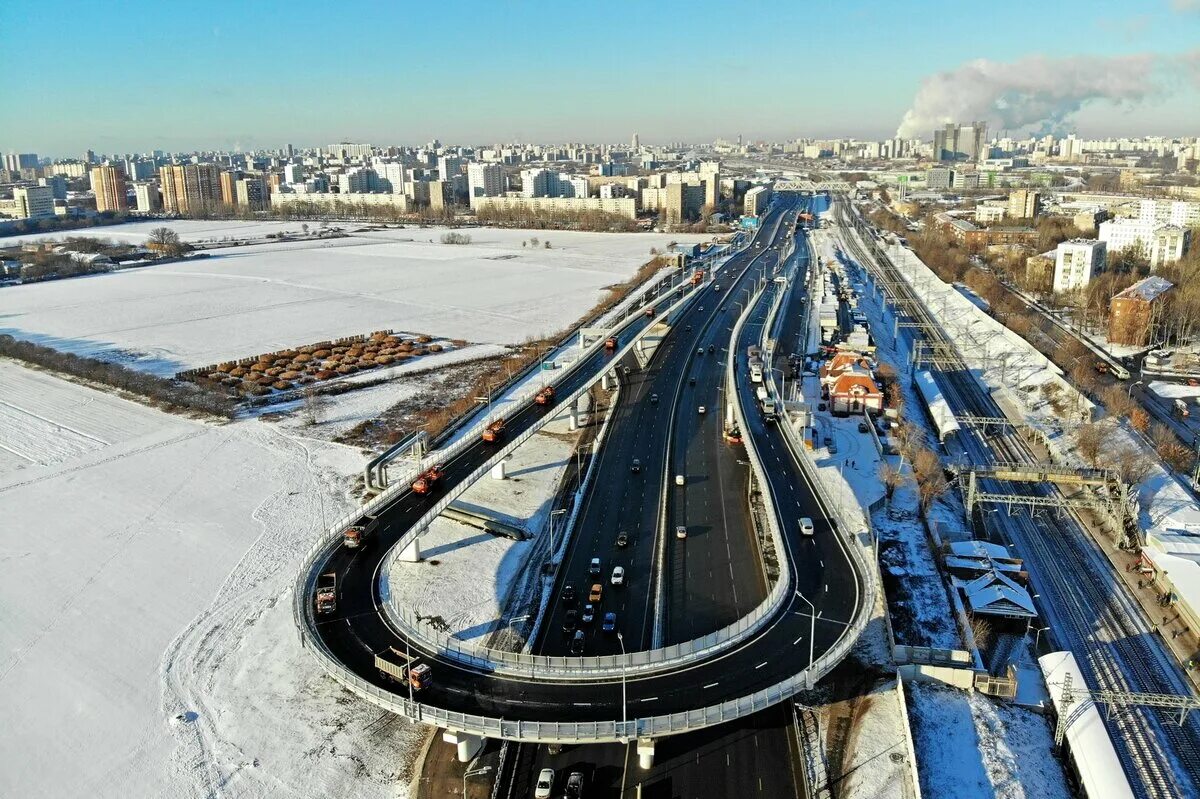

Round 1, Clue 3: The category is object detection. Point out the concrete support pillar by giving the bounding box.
[579,331,587,349]
[442,730,485,763]
[490,460,507,480]
[602,373,611,391]
[637,738,655,770]
[398,535,423,563]
[568,415,578,432]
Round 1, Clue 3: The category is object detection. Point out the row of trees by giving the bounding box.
[0,335,236,417]
[474,204,641,232]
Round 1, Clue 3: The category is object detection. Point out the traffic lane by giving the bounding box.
[539,206,796,656]
[524,703,805,799]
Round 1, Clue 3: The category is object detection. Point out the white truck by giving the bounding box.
[749,357,764,383]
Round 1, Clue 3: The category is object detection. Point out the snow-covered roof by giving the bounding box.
[1114,275,1173,303]
[831,371,881,397]
[958,570,1036,617]
[914,369,960,442]
[944,555,1023,575]
[947,540,1010,560]
[1039,652,1136,799]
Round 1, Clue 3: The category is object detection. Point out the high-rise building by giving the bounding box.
[134,181,161,213]
[631,132,640,151]
[338,167,379,194]
[934,122,988,162]
[91,165,129,212]
[235,177,268,211]
[283,163,305,185]
[38,175,67,200]
[1008,189,1040,220]
[467,162,503,207]
[437,155,462,182]
[159,163,222,214]
[521,168,555,198]
[5,152,39,172]
[219,169,242,206]
[14,185,55,219]
[704,172,720,210]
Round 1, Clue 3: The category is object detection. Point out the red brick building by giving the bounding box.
[1109,276,1173,346]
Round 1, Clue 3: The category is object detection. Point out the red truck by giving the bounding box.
[605,336,618,351]
[645,306,657,317]
[315,572,337,615]
[482,418,506,443]
[690,270,704,286]
[535,386,556,406]
[376,647,433,692]
[342,525,366,548]
[411,464,445,494]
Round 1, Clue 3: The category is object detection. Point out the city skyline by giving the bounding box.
[3,0,1200,155]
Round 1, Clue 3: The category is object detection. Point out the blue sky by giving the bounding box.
[2,0,1198,156]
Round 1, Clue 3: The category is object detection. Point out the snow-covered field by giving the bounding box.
[907,682,1068,799]
[0,358,430,799]
[2,222,707,376]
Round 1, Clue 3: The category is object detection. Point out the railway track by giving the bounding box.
[836,199,1200,798]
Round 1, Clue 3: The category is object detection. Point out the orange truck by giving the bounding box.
[482,418,506,443]
[315,572,337,615]
[535,386,556,406]
[690,270,704,286]
[645,306,657,317]
[375,647,433,692]
[605,336,618,351]
[342,525,366,548]
[411,464,445,494]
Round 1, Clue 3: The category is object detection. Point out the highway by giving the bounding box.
[297,195,864,749]
[839,198,1200,799]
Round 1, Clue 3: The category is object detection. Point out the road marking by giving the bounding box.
[639,696,658,702]
[756,661,768,669]
[573,702,592,706]
[793,635,803,645]
[703,682,719,689]
[824,583,829,592]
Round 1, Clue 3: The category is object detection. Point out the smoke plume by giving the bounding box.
[896,53,1162,139]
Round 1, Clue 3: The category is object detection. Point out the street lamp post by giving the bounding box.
[795,589,816,669]
[462,766,492,799]
[616,631,629,738]
[549,508,567,564]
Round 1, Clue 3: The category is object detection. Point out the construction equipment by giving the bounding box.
[482,418,506,443]
[375,647,433,692]
[411,464,445,494]
[690,270,704,286]
[342,525,366,548]
[535,386,556,406]
[315,572,337,615]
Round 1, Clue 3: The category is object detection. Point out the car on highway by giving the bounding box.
[611,566,625,585]
[589,583,604,603]
[563,609,578,632]
[615,531,629,548]
[697,347,704,356]
[858,421,869,433]
[689,377,696,386]
[561,584,576,603]
[675,474,685,486]
[799,517,815,536]
[630,458,641,473]
[698,405,706,414]
[676,525,688,540]
[708,344,716,353]
[588,557,601,576]
[565,771,585,798]
[650,393,659,404]
[536,768,555,799]
[581,604,595,625]
[569,631,585,656]
[602,612,617,633]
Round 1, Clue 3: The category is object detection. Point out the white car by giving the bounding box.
[535,768,555,799]
[799,517,815,536]
[675,474,685,486]
[698,406,706,414]
[611,566,625,585]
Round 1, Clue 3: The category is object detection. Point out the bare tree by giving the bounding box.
[302,385,325,426]
[1101,384,1136,418]
[879,462,905,501]
[148,226,185,257]
[1152,424,1194,473]
[1114,447,1154,486]
[1075,423,1105,467]
[1130,407,1151,434]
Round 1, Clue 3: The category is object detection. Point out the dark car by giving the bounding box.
[570,630,585,655]
[615,531,629,548]
[858,421,869,433]
[650,393,659,404]
[581,604,595,625]
[708,344,715,353]
[562,610,578,633]
[689,377,697,386]
[561,584,576,603]
[602,612,617,633]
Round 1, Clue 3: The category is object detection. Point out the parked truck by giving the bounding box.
[535,385,556,405]
[482,418,506,443]
[411,464,445,494]
[315,572,337,615]
[375,647,433,692]
[342,525,366,549]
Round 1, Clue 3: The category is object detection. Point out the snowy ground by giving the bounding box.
[0,358,431,799]
[2,222,708,376]
[827,680,913,799]
[907,682,1069,799]
[382,405,578,642]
